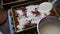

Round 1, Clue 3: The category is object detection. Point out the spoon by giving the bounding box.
[37,0,57,14]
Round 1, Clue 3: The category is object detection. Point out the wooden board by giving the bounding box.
[0,9,7,25]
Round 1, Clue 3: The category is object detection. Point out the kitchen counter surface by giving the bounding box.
[0,19,10,34]
[0,0,60,34]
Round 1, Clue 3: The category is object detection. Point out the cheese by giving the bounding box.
[16,10,23,16]
[17,4,51,30]
[26,5,38,11]
[31,14,46,24]
[17,19,29,30]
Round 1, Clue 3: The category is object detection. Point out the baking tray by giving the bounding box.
[11,0,43,33]
[11,0,58,33]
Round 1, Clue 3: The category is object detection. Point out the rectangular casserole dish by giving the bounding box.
[11,0,59,33]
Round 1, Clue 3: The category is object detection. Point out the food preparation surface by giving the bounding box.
[0,0,60,34]
[0,19,10,34]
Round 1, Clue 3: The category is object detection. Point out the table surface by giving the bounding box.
[0,19,10,34]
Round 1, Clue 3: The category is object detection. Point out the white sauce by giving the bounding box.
[16,10,23,16]
[26,5,38,11]
[16,5,51,30]
[17,19,29,31]
[41,26,60,34]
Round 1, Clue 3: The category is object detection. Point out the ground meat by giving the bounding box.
[32,8,41,16]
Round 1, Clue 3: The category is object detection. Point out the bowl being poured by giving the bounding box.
[37,16,60,34]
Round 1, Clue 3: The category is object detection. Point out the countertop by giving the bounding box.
[0,18,10,34]
[0,0,60,34]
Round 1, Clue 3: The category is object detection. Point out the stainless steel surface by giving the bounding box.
[0,19,10,34]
